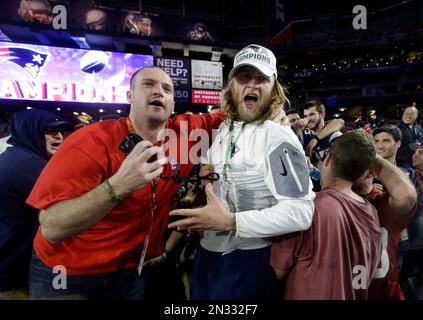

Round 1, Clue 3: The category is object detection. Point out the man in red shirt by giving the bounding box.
[352,155,416,299]
[26,66,223,299]
[271,130,382,299]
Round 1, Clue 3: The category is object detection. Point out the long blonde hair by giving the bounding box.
[221,78,290,124]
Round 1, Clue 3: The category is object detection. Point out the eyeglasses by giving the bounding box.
[45,128,66,136]
[313,148,331,162]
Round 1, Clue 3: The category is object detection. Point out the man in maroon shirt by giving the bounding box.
[352,155,416,299]
[271,130,382,299]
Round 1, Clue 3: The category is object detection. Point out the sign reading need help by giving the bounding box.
[155,57,191,103]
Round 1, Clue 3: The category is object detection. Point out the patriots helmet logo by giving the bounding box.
[0,47,48,78]
[245,44,262,52]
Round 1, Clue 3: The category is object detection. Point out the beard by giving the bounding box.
[309,116,322,131]
[233,92,274,122]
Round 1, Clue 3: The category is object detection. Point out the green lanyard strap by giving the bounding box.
[223,121,247,181]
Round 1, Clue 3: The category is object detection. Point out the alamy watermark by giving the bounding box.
[51,5,67,30]
[352,5,367,30]
[52,265,67,290]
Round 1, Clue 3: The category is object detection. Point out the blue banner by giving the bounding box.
[268,0,293,48]
[155,57,191,104]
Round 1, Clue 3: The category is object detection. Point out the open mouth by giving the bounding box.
[243,94,259,108]
[150,100,165,108]
[51,142,61,148]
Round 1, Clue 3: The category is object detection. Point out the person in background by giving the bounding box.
[353,155,417,299]
[301,100,345,157]
[0,109,72,299]
[286,108,305,145]
[187,23,213,41]
[396,104,423,169]
[272,130,382,300]
[373,125,423,299]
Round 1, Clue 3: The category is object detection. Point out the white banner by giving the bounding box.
[191,60,223,90]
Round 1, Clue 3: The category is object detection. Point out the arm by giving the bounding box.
[143,230,186,267]
[371,155,417,216]
[39,141,166,244]
[271,232,303,280]
[317,119,345,138]
[169,127,315,237]
[305,119,345,156]
[168,186,313,237]
[235,200,314,238]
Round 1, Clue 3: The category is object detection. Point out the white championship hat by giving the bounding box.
[228,44,277,80]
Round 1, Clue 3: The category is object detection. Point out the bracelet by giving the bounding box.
[103,179,122,202]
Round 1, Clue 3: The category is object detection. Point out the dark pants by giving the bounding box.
[28,252,147,300]
[190,246,273,300]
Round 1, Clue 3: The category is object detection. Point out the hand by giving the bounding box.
[281,115,290,127]
[109,141,167,197]
[168,184,234,232]
[268,106,288,126]
[305,156,312,169]
[295,118,308,131]
[372,183,384,192]
[143,252,167,269]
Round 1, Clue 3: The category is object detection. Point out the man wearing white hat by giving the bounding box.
[169,44,315,299]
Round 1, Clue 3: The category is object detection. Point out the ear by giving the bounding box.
[127,90,133,104]
[396,140,401,149]
[323,151,332,167]
[366,167,375,179]
[357,169,372,183]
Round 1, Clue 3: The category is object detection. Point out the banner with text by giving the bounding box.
[191,89,221,105]
[0,41,153,103]
[155,57,190,104]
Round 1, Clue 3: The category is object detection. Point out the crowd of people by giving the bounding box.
[0,43,422,300]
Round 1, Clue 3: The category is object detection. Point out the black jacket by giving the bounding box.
[396,121,423,168]
[0,109,56,290]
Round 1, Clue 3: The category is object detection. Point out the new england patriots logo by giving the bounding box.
[0,47,48,78]
[245,44,262,52]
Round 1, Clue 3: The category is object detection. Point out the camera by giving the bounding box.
[119,132,158,163]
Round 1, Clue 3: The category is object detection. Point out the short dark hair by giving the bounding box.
[330,130,376,182]
[286,108,300,116]
[303,100,325,114]
[129,66,164,90]
[372,125,402,142]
